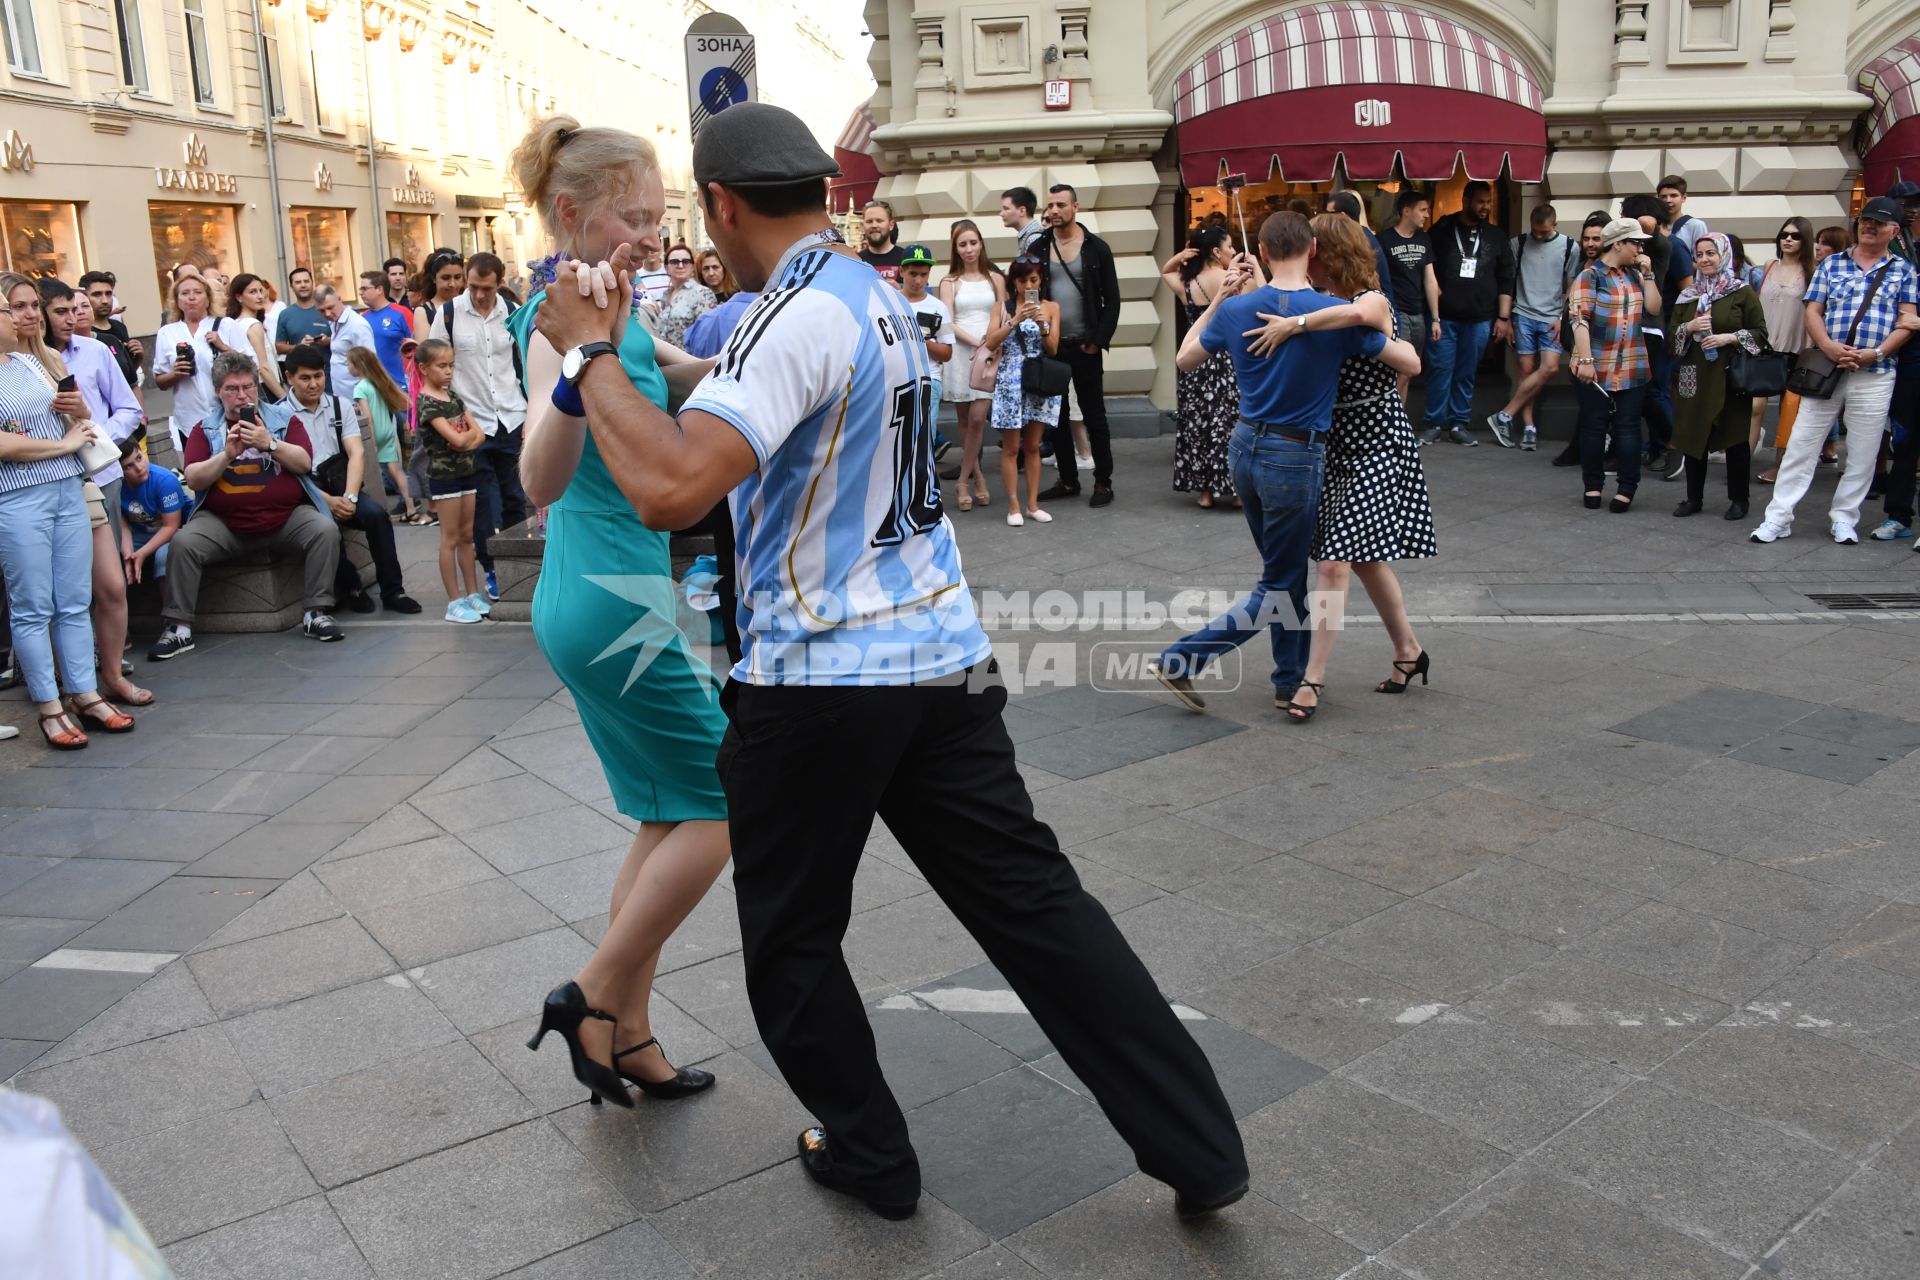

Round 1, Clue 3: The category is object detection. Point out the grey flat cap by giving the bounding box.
[693,103,840,187]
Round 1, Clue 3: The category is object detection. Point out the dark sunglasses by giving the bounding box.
[666,257,693,265]
[1778,231,1803,240]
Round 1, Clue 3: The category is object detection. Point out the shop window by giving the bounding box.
[149,201,239,307]
[183,0,216,105]
[385,212,435,274]
[0,199,84,278]
[458,217,495,257]
[290,207,353,293]
[113,0,150,94]
[2,0,44,77]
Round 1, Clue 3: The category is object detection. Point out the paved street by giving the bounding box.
[4,431,1920,1279]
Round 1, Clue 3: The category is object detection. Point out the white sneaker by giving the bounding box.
[1749,522,1791,544]
[1007,512,1023,527]
[1027,508,1053,523]
[1832,522,1860,545]
[1076,453,1095,471]
[0,724,16,741]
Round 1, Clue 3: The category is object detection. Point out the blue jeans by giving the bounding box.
[129,522,170,578]
[1160,423,1323,693]
[1423,318,1492,428]
[0,477,96,703]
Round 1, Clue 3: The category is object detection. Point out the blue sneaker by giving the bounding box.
[466,592,493,618]
[485,569,500,600]
[1870,519,1912,541]
[444,599,482,625]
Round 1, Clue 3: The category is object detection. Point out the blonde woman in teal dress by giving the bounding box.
[508,116,728,1107]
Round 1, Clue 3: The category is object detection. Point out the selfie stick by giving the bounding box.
[1221,173,1250,256]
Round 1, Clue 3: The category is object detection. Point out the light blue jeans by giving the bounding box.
[0,477,96,703]
[1424,318,1493,428]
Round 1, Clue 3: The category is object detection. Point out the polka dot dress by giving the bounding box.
[1314,292,1439,564]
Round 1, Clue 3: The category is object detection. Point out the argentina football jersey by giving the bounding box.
[683,239,992,685]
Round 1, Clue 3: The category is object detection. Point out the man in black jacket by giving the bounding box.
[1421,181,1515,446]
[1035,185,1122,506]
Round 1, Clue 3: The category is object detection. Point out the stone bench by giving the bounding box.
[127,526,373,634]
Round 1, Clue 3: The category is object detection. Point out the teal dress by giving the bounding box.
[509,294,727,822]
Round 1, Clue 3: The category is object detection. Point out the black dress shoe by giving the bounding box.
[346,591,377,615]
[1089,483,1113,508]
[1175,1180,1249,1220]
[796,1127,918,1220]
[593,1037,715,1102]
[1038,481,1081,502]
[1724,501,1748,521]
[382,594,424,614]
[1672,499,1701,517]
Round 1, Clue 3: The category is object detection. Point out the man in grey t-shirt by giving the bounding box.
[1033,185,1122,506]
[1486,204,1580,450]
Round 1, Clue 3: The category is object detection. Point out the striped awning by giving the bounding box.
[836,99,878,156]
[1173,2,1546,184]
[830,97,881,211]
[1860,36,1920,194]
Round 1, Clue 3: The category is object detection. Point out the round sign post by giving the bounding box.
[685,13,758,142]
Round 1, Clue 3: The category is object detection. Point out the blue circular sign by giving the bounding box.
[700,67,749,114]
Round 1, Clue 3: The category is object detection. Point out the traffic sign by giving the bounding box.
[686,13,758,140]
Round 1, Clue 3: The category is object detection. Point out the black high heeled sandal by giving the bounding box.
[586,1037,716,1104]
[1375,651,1430,694]
[1281,680,1324,723]
[526,981,633,1108]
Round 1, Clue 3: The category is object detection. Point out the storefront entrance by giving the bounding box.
[289,207,355,293]
[148,201,240,304]
[384,212,436,274]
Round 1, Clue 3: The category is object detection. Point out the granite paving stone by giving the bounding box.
[913,1245,1043,1279]
[276,774,435,825]
[70,876,280,952]
[311,836,495,915]
[69,810,265,861]
[1763,1171,1920,1280]
[165,769,332,817]
[328,1119,633,1280]
[162,1195,374,1280]
[1341,1014,1631,1153]
[1188,948,1437,1071]
[187,916,397,1018]
[0,853,61,896]
[36,962,217,1067]
[1070,815,1277,892]
[1530,1083,1855,1260]
[348,732,491,779]
[843,894,990,991]
[1826,902,1920,980]
[409,927,596,1035]
[1742,957,1920,1068]
[1653,1024,1920,1159]
[0,765,216,811]
[1109,895,1292,996]
[189,871,347,952]
[1462,952,1730,1073]
[1287,787,1577,895]
[17,1021,257,1148]
[0,1036,50,1079]
[323,804,445,860]
[272,1038,535,1186]
[1314,900,1554,1003]
[1573,902,1815,1004]
[457,803,635,874]
[223,975,462,1098]
[93,1100,319,1246]
[495,1222,693,1280]
[1383,1166,1747,1280]
[182,820,366,879]
[508,847,625,924]
[1239,1077,1510,1252]
[1656,861,1886,950]
[0,806,141,855]
[652,952,770,1048]
[910,963,1056,1062]
[0,965,148,1041]
[1418,857,1646,945]
[1511,820,1726,896]
[357,875,561,969]
[240,734,389,776]
[0,913,90,962]
[0,857,176,920]
[745,1000,1020,1114]
[1176,852,1404,941]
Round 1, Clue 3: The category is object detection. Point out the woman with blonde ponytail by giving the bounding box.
[505,116,731,1109]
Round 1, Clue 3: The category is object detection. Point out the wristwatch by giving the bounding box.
[263,433,277,455]
[562,342,617,386]
[1293,315,1308,333]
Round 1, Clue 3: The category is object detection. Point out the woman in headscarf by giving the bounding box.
[1669,231,1769,520]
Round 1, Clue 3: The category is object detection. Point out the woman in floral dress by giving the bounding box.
[1162,227,1253,507]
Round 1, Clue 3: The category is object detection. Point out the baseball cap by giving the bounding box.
[1859,196,1906,225]
[1599,217,1651,247]
[692,102,839,188]
[901,245,936,267]
[1887,180,1920,200]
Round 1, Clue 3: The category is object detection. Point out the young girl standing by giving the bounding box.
[347,346,417,523]
[413,338,487,622]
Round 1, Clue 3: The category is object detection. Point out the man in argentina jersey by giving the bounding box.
[534,103,1247,1225]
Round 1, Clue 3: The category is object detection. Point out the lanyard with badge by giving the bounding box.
[1455,225,1481,281]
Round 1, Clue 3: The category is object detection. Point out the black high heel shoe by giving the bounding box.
[526,982,633,1109]
[1281,680,1324,723]
[586,1037,716,1104]
[1375,651,1430,694]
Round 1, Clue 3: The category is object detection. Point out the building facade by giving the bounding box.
[855,0,1920,410]
[0,0,871,330]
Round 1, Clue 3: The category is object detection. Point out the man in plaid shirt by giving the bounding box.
[1568,218,1662,511]
[1755,196,1920,545]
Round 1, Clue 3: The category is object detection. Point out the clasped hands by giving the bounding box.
[536,245,636,354]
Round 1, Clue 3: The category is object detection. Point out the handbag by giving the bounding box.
[1021,354,1073,398]
[968,341,999,392]
[1727,344,1792,398]
[308,395,351,497]
[20,358,120,476]
[1786,260,1887,400]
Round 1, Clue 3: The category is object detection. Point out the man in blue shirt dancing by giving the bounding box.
[1152,211,1399,715]
[535,103,1248,1225]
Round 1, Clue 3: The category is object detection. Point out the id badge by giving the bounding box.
[1457,257,1478,281]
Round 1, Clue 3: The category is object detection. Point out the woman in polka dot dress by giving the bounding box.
[1262,215,1437,720]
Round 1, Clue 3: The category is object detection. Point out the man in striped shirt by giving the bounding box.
[535,102,1247,1226]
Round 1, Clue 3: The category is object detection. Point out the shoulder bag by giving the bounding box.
[1787,261,1886,400]
[1017,323,1073,398]
[968,339,1000,392]
[311,395,352,496]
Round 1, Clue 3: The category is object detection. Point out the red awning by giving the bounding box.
[829,99,881,212]
[1178,82,1546,186]
[1861,37,1920,196]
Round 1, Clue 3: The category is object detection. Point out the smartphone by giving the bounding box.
[175,342,195,371]
[55,374,77,393]
[234,404,259,424]
[1219,173,1250,252]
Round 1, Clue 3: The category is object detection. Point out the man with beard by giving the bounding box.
[858,199,908,287]
[274,267,332,370]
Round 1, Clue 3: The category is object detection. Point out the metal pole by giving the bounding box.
[250,0,290,281]
[359,24,385,260]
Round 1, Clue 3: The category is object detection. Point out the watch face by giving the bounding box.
[562,348,583,380]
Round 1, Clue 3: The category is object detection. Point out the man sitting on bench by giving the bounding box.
[148,353,346,661]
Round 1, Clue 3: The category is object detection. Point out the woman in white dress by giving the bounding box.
[939,219,1005,511]
[212,273,284,401]
[151,276,219,454]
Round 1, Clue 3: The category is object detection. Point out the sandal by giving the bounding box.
[38,710,88,751]
[1197,494,1214,509]
[957,493,973,512]
[104,682,154,707]
[67,694,135,734]
[1281,680,1324,724]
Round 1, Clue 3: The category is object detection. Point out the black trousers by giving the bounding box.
[473,429,529,572]
[1878,358,1920,526]
[717,670,1247,1200]
[1685,444,1750,507]
[332,494,406,602]
[1046,345,1115,489]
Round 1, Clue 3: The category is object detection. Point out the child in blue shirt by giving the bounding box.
[118,436,192,583]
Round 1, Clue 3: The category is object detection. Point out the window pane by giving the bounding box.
[184,0,214,105]
[384,213,434,275]
[149,201,239,309]
[289,206,352,292]
[114,0,148,92]
[4,0,44,76]
[1,200,86,279]
[264,30,285,116]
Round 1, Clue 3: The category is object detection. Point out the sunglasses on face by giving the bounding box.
[666,257,693,266]
[1779,232,1802,240]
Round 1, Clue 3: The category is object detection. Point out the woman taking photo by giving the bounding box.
[1161,226,1250,508]
[695,248,734,302]
[937,219,1003,511]
[1752,218,1814,485]
[505,115,728,1108]
[152,275,219,455]
[654,243,718,351]
[213,273,285,401]
[1671,233,1769,520]
[984,254,1061,527]
[0,276,132,749]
